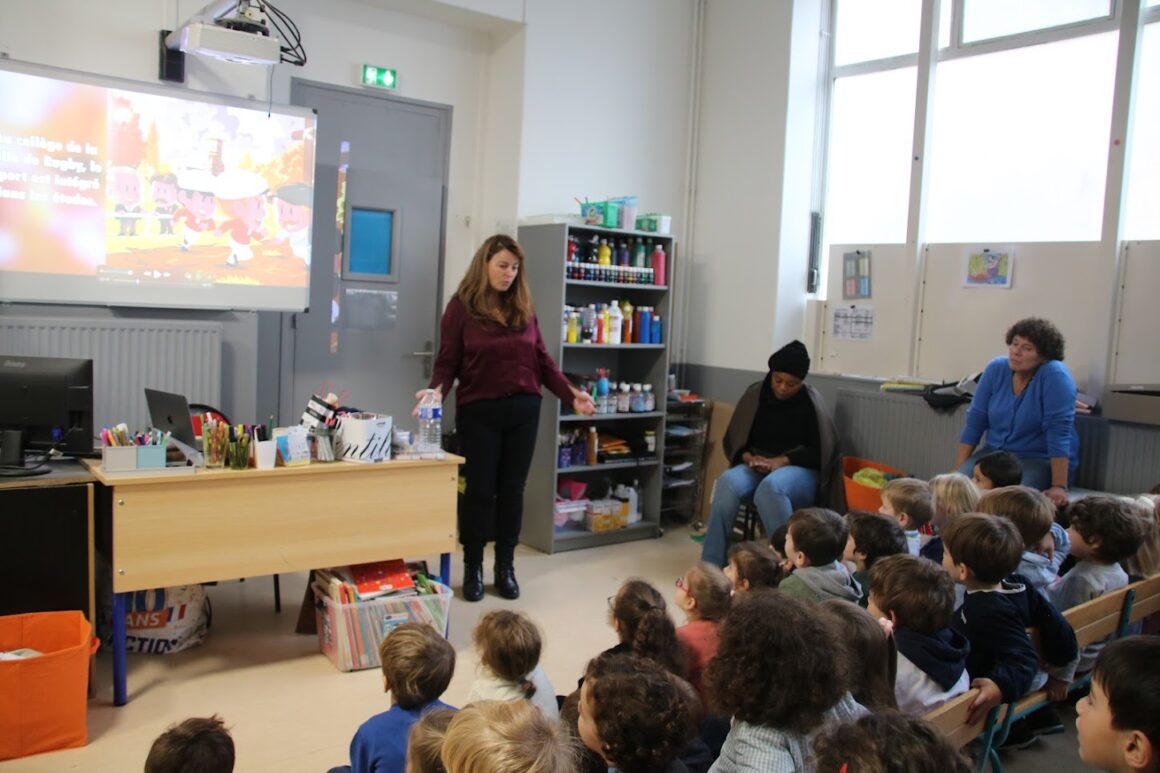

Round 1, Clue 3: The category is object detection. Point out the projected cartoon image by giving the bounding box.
[0,65,315,307]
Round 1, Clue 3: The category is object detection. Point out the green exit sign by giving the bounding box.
[361,65,397,90]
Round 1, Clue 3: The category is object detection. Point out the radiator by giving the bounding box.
[0,317,222,435]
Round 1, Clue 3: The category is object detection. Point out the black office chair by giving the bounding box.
[189,403,281,613]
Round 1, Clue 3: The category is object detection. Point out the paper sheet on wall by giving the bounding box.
[832,306,874,341]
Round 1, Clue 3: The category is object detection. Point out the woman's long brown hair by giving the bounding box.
[456,234,533,329]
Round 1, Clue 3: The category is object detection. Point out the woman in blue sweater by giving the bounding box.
[954,318,1078,508]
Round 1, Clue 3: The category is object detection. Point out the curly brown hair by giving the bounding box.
[684,562,733,621]
[941,513,1023,583]
[379,623,456,710]
[473,610,542,699]
[812,710,972,773]
[706,590,849,732]
[1068,495,1147,564]
[456,234,534,329]
[611,579,686,677]
[869,554,956,634]
[1006,317,1066,362]
[728,541,783,589]
[583,654,694,773]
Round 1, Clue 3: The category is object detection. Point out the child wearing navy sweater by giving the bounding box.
[941,514,1078,730]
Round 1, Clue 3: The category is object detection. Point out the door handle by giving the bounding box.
[408,340,435,379]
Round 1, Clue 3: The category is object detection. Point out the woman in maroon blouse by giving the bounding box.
[424,234,595,601]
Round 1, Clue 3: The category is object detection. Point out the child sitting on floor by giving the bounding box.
[921,472,980,564]
[1075,636,1160,773]
[1048,496,1147,674]
[706,590,867,771]
[973,450,1023,490]
[724,541,782,593]
[978,486,1069,591]
[779,508,862,604]
[440,700,575,773]
[867,553,969,716]
[844,511,908,605]
[605,578,686,678]
[941,514,1078,734]
[348,623,456,773]
[821,599,898,711]
[578,653,695,773]
[145,715,235,773]
[467,610,558,721]
[812,710,973,773]
[879,478,934,556]
[405,708,455,773]
[674,561,732,707]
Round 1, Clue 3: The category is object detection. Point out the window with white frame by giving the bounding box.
[1124,20,1160,239]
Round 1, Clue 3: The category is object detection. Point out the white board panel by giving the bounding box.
[916,243,1113,389]
[818,244,913,379]
[1112,241,1160,384]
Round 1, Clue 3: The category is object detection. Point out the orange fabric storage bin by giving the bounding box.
[0,611,99,760]
[843,456,906,512]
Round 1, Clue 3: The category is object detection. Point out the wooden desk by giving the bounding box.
[82,456,462,705]
[0,462,96,623]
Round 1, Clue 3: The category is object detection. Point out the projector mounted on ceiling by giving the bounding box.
[160,0,306,82]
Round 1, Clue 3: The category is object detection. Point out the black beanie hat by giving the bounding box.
[768,340,810,379]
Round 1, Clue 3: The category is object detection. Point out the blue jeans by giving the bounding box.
[700,464,819,566]
[957,448,1062,490]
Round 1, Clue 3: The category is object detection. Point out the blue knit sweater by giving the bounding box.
[960,356,1078,469]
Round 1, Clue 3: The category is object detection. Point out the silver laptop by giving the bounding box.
[144,388,200,461]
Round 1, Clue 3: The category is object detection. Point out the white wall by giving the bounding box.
[516,0,695,221]
[684,0,820,372]
[0,0,513,301]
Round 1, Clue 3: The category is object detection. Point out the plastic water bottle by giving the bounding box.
[417,389,442,454]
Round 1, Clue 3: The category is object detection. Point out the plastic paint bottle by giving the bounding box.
[607,300,623,345]
[651,243,666,286]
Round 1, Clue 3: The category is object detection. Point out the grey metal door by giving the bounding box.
[286,80,449,423]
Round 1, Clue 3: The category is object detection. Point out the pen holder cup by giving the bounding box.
[255,440,278,469]
[227,441,251,470]
[136,445,166,470]
[102,446,137,472]
[203,435,228,469]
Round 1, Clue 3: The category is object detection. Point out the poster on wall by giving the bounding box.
[842,250,872,300]
[964,247,1015,288]
[832,305,874,341]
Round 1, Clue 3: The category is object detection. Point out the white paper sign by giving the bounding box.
[833,306,874,341]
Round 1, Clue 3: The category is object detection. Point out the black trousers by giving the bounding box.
[456,395,541,565]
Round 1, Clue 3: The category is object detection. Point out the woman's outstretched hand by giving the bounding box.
[571,389,596,416]
[412,386,442,417]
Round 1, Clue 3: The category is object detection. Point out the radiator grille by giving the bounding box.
[1,317,222,434]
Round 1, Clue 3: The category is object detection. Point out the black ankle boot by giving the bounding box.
[463,562,484,602]
[494,561,520,600]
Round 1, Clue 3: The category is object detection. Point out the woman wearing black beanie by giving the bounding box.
[700,340,844,567]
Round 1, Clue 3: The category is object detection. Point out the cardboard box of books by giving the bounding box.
[334,412,393,464]
[312,562,451,672]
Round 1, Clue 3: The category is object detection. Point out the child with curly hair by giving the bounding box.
[578,653,695,773]
[705,590,866,771]
[725,541,782,593]
[812,711,972,773]
[467,610,558,720]
[674,562,732,707]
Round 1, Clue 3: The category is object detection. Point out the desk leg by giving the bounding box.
[113,592,128,706]
[440,553,451,587]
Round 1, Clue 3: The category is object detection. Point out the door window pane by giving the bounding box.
[926,32,1116,242]
[834,0,922,65]
[825,68,917,244]
[963,0,1111,43]
[1124,22,1160,240]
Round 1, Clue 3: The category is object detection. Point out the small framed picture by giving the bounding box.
[964,247,1014,289]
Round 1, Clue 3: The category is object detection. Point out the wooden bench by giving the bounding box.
[928,573,1160,773]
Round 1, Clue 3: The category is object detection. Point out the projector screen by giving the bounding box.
[0,60,315,311]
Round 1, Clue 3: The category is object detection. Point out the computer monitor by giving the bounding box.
[0,355,94,458]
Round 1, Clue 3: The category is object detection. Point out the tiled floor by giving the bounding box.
[5,526,1088,771]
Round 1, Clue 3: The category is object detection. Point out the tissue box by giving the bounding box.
[334,413,393,464]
